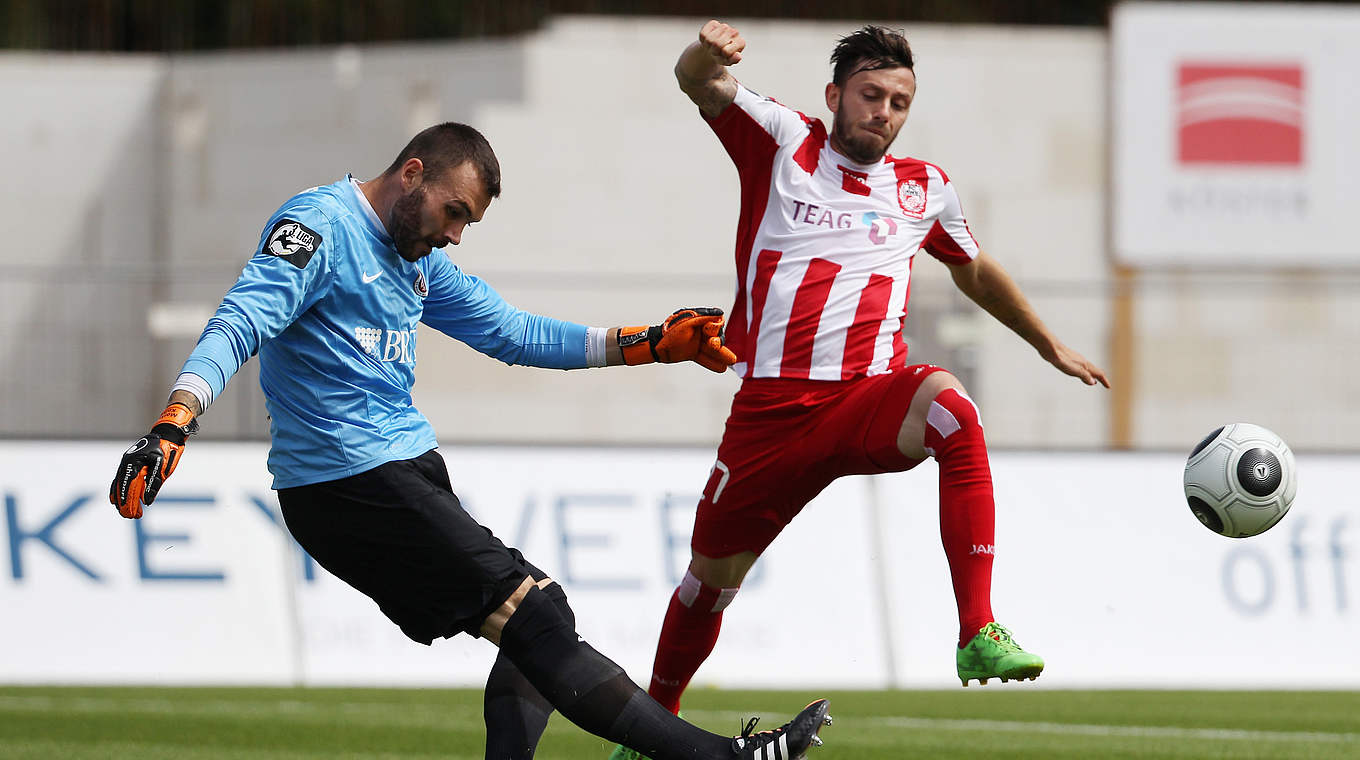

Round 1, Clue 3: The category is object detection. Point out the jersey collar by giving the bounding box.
[823,142,884,171]
[346,174,393,245]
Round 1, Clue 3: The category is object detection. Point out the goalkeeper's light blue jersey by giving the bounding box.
[181,177,589,489]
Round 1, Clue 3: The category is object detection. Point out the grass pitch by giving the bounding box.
[1,686,1357,759]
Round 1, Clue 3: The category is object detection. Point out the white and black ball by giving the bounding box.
[1183,422,1297,538]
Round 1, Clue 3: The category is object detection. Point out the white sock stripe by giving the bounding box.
[926,399,962,440]
[711,587,739,612]
[960,391,982,427]
[676,571,702,608]
[928,389,983,441]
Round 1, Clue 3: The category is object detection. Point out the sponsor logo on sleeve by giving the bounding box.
[264,218,322,269]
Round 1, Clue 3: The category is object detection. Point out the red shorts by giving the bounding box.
[690,364,947,558]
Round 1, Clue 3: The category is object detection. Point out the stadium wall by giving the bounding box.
[0,53,167,437]
[4,13,1356,451]
[2,441,1354,689]
[4,17,1108,448]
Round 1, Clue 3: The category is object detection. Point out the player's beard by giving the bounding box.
[832,101,893,164]
[389,186,432,262]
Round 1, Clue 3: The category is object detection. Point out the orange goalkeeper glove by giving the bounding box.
[109,402,199,519]
[619,307,739,373]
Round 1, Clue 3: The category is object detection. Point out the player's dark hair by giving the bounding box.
[830,25,914,87]
[384,122,502,198]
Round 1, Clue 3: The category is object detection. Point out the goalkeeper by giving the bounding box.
[109,122,831,760]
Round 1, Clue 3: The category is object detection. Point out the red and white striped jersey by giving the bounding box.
[708,84,980,380]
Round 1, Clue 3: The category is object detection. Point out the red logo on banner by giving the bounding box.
[1176,63,1303,165]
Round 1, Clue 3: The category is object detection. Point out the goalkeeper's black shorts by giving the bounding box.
[277,448,539,645]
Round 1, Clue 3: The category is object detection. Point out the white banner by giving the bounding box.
[878,453,1358,688]
[0,442,1354,689]
[1112,2,1360,267]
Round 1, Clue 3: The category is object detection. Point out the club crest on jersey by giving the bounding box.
[896,178,926,219]
[264,218,322,268]
[413,271,428,298]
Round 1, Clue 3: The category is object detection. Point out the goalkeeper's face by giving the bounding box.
[389,161,491,262]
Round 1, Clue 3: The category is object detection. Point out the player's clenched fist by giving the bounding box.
[109,403,199,518]
[699,20,744,66]
[619,307,739,373]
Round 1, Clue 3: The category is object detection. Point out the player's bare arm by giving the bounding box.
[167,389,203,416]
[948,252,1110,387]
[675,20,743,118]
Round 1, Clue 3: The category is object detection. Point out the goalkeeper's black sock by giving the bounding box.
[483,583,573,760]
[496,586,733,760]
[484,655,553,760]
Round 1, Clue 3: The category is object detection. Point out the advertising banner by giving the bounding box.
[0,442,1354,689]
[1112,2,1360,267]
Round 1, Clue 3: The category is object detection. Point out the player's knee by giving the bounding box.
[676,570,739,612]
[497,586,625,704]
[924,386,984,456]
[480,574,542,644]
[538,577,576,628]
[498,586,573,650]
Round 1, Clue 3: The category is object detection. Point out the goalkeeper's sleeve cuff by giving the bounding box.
[171,372,214,413]
[585,326,609,368]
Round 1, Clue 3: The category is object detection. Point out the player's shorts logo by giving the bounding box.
[896,179,926,219]
[413,271,428,298]
[264,218,322,269]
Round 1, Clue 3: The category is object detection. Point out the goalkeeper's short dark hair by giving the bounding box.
[830,25,915,87]
[384,122,502,198]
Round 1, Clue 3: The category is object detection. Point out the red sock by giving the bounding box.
[646,572,733,714]
[924,388,996,648]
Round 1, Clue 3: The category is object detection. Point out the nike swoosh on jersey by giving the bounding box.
[361,272,381,284]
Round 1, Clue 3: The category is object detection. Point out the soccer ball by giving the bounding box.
[1183,423,1296,538]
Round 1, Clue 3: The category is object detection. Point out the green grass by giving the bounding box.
[1,686,1357,759]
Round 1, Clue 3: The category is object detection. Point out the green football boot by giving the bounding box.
[956,622,1044,686]
[607,745,649,760]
